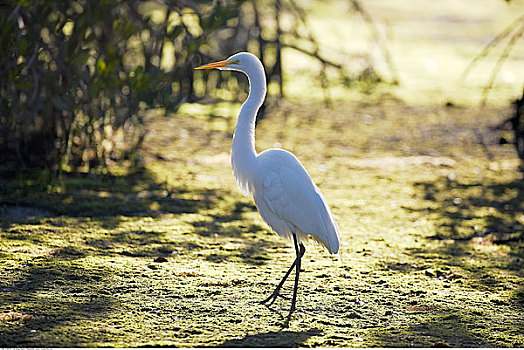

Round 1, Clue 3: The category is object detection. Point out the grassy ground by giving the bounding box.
[1,98,523,347]
[284,0,523,105]
[1,0,524,347]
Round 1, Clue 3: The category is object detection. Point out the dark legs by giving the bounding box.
[287,231,304,323]
[260,232,306,323]
[259,259,297,305]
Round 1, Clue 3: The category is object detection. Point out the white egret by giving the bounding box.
[195,52,340,323]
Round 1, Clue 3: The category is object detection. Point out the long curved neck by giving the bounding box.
[231,65,266,194]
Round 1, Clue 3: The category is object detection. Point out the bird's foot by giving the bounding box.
[282,308,296,328]
[288,305,296,315]
[260,291,290,306]
[281,319,290,329]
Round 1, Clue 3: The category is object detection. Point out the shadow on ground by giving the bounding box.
[384,174,524,346]
[217,328,323,347]
[369,312,499,347]
[406,174,523,261]
[0,167,277,265]
[407,173,524,276]
[412,176,524,247]
[0,165,284,346]
[0,168,215,226]
[0,254,115,346]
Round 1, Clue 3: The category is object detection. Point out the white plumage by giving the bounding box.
[195,52,340,323]
[252,149,340,254]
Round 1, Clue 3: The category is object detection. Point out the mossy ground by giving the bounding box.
[1,98,523,347]
[1,0,523,347]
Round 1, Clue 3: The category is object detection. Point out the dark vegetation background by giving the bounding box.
[1,0,521,177]
[1,0,387,177]
[0,0,523,347]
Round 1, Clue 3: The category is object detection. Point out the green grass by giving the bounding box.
[1,0,523,347]
[283,0,524,106]
[1,98,523,347]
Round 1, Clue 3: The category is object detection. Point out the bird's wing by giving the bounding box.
[255,155,340,254]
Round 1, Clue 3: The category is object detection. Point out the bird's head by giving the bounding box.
[194,52,262,75]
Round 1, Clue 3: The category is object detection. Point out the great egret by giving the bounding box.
[195,52,340,323]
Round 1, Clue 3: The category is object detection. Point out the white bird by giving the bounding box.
[195,52,340,323]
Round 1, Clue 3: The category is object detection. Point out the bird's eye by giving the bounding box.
[231,59,240,65]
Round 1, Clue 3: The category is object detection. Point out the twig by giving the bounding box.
[275,0,284,98]
[22,45,41,103]
[287,0,337,104]
[349,0,399,83]
[473,129,494,160]
[480,24,523,107]
[282,43,343,70]
[461,14,524,81]
[7,5,20,22]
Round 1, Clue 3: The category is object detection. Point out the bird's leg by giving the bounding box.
[259,258,296,305]
[286,237,306,324]
[260,232,305,306]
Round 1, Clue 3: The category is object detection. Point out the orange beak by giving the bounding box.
[194,59,231,70]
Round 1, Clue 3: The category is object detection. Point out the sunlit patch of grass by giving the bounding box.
[4,96,522,346]
[1,1,524,347]
[281,0,524,106]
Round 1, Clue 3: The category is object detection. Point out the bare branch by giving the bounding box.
[349,0,399,83]
[7,5,20,22]
[481,24,523,107]
[282,43,343,70]
[461,14,524,80]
